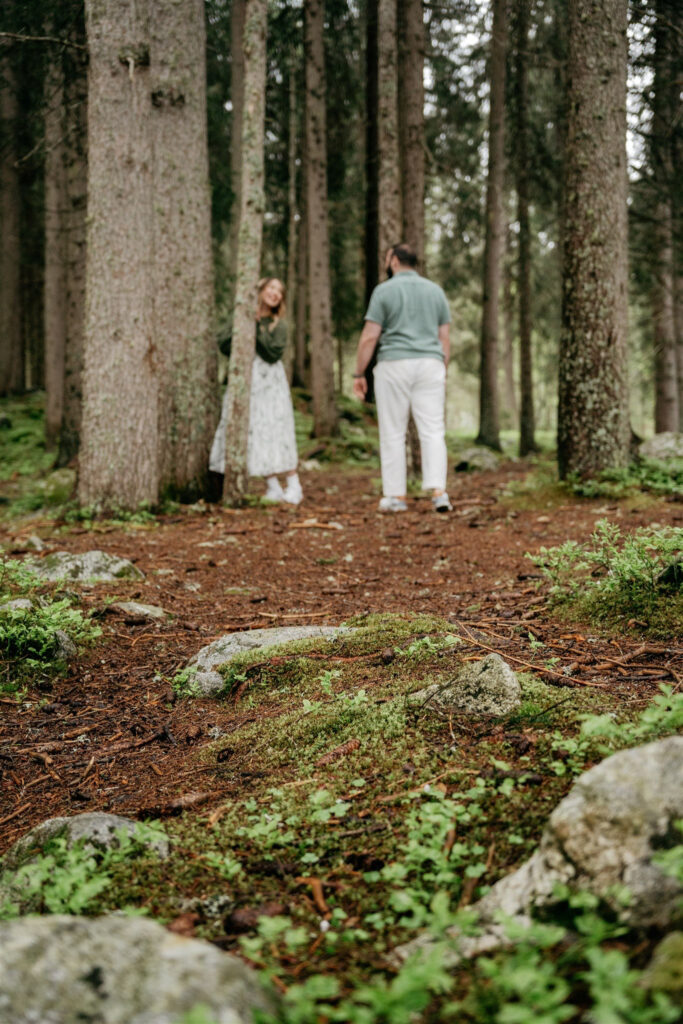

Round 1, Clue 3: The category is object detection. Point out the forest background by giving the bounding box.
[0,0,681,507]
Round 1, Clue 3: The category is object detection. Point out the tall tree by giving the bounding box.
[43,51,67,445]
[514,0,537,455]
[0,46,23,395]
[476,0,507,451]
[377,0,401,269]
[304,0,337,436]
[80,0,215,508]
[650,0,678,432]
[227,0,246,308]
[364,0,379,305]
[558,0,629,478]
[150,0,216,496]
[398,0,424,266]
[222,0,267,502]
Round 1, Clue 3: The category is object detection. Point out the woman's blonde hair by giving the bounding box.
[257,277,286,327]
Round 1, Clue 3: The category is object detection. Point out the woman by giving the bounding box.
[209,278,302,504]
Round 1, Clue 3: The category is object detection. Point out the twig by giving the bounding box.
[0,802,31,827]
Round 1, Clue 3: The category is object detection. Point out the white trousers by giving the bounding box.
[374,357,447,497]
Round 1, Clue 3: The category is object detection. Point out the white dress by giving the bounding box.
[209,354,298,477]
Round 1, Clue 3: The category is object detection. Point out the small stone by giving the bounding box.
[27,551,144,583]
[408,653,521,717]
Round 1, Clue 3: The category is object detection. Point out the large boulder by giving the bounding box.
[0,915,275,1024]
[27,550,144,583]
[639,432,683,461]
[187,625,354,696]
[408,653,521,717]
[2,813,169,871]
[454,446,502,473]
[475,736,683,930]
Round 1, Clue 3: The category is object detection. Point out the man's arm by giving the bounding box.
[438,323,450,369]
[353,320,382,399]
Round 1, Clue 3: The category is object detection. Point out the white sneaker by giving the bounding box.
[264,478,285,502]
[378,496,408,513]
[432,492,452,513]
[282,478,303,505]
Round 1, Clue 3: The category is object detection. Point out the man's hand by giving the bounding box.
[353,375,368,400]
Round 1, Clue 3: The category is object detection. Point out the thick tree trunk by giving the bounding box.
[305,0,337,437]
[674,1,683,428]
[377,0,401,272]
[398,0,424,267]
[222,0,267,502]
[515,0,537,455]
[0,52,23,395]
[476,0,507,451]
[363,0,379,402]
[150,0,216,497]
[227,0,246,307]
[44,56,67,447]
[558,0,629,479]
[80,0,159,507]
[294,173,309,388]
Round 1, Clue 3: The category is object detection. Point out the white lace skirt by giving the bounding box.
[209,356,298,477]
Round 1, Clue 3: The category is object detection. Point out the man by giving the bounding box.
[352,243,452,513]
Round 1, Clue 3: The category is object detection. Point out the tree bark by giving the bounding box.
[398,0,424,267]
[365,0,379,307]
[558,0,629,479]
[294,165,309,388]
[0,50,23,395]
[476,0,507,451]
[222,0,267,502]
[305,0,337,437]
[377,0,401,273]
[514,0,537,455]
[150,0,216,497]
[44,54,67,446]
[285,52,298,383]
[80,0,159,508]
[58,38,88,467]
[227,0,245,308]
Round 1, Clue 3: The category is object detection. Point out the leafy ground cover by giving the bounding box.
[0,394,682,1021]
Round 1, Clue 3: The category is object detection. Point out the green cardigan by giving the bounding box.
[217,317,287,365]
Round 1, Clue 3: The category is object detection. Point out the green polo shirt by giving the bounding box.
[364,271,451,362]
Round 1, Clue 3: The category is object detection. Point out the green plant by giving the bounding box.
[171,665,202,697]
[0,823,168,919]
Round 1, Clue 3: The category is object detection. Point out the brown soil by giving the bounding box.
[1,461,682,855]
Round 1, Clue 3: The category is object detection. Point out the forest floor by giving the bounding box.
[1,452,682,1016]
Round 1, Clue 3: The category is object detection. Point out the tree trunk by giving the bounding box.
[305,0,337,437]
[294,162,309,388]
[59,38,88,467]
[222,0,267,502]
[44,54,67,447]
[0,50,23,395]
[651,0,678,432]
[558,0,629,479]
[476,0,507,451]
[398,0,424,267]
[515,0,537,455]
[502,225,518,428]
[365,0,379,307]
[80,0,159,507]
[285,52,298,383]
[377,0,401,272]
[150,0,216,497]
[227,0,246,307]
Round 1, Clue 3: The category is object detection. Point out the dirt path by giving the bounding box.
[1,461,681,853]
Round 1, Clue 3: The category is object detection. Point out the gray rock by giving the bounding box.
[639,432,683,461]
[395,738,683,966]
[475,736,683,930]
[408,653,521,717]
[3,813,170,871]
[54,629,78,661]
[454,446,502,473]
[112,601,167,622]
[0,915,275,1024]
[187,625,354,696]
[0,598,34,612]
[27,550,144,583]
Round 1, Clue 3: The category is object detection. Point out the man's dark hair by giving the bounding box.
[390,243,418,268]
